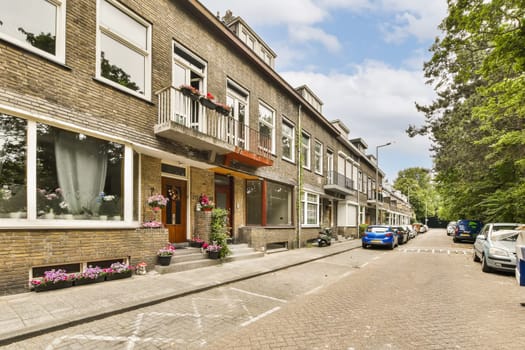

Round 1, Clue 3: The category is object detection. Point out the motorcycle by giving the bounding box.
[317,227,333,247]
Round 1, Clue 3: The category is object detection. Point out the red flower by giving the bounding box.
[206,92,214,100]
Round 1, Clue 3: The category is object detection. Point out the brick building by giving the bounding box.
[0,0,412,295]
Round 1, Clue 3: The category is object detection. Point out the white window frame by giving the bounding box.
[258,101,275,154]
[301,191,319,227]
[226,80,249,148]
[95,0,152,100]
[0,0,67,64]
[327,150,333,184]
[314,140,323,175]
[281,118,295,163]
[301,132,311,170]
[0,112,136,229]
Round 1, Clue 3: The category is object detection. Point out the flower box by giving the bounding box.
[105,270,132,281]
[180,86,201,101]
[199,97,217,110]
[34,280,73,292]
[74,276,105,286]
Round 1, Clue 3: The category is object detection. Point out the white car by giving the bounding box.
[473,223,523,273]
[403,224,417,239]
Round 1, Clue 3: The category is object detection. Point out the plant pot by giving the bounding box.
[157,255,172,266]
[105,270,132,281]
[190,241,204,248]
[199,97,217,110]
[180,88,201,101]
[208,251,220,260]
[33,280,73,292]
[74,276,105,286]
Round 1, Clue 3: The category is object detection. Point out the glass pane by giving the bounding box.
[266,182,291,225]
[100,0,147,50]
[165,185,181,225]
[307,203,317,225]
[259,104,273,125]
[246,180,262,225]
[1,0,57,54]
[0,114,27,218]
[36,124,124,220]
[100,34,145,94]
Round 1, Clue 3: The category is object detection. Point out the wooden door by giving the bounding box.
[162,177,187,243]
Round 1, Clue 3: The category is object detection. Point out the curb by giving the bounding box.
[0,241,361,346]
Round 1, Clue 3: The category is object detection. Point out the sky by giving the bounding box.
[200,0,447,182]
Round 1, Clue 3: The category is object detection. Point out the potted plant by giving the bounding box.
[104,262,134,281]
[215,102,231,116]
[189,236,205,248]
[30,269,75,292]
[206,243,222,259]
[179,84,201,101]
[198,193,214,211]
[199,92,217,110]
[210,208,232,259]
[98,192,120,220]
[74,266,106,286]
[157,244,175,266]
[37,187,69,219]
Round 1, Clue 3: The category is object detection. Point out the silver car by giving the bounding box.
[446,221,457,236]
[473,223,523,273]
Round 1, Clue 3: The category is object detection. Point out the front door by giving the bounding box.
[162,177,187,243]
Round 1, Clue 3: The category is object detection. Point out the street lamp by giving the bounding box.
[375,142,392,224]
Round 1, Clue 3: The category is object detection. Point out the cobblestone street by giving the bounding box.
[4,229,524,349]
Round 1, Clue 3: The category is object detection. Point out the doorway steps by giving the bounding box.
[155,243,265,274]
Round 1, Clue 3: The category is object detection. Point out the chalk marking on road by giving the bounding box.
[191,298,203,330]
[240,306,281,327]
[304,285,325,295]
[359,262,369,268]
[372,256,381,261]
[230,287,287,303]
[417,249,421,253]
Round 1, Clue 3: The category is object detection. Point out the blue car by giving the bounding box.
[453,219,483,243]
[362,225,398,250]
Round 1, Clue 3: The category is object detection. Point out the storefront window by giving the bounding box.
[246,180,292,226]
[246,180,262,225]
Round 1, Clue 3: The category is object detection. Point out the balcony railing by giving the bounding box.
[156,86,272,160]
[324,171,355,195]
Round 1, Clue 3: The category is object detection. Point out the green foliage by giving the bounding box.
[18,27,55,54]
[100,52,141,92]
[411,0,525,223]
[393,167,435,222]
[210,208,231,259]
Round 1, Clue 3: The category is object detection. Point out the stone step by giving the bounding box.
[154,243,264,274]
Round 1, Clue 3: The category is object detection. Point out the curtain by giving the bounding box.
[54,132,107,215]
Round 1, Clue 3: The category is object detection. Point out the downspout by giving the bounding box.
[296,104,302,249]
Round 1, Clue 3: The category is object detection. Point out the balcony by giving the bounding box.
[367,192,384,204]
[324,171,356,195]
[155,86,273,168]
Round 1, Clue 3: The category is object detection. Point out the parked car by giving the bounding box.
[453,219,483,243]
[413,223,427,233]
[403,224,417,239]
[446,221,457,236]
[393,226,409,244]
[362,225,398,250]
[473,223,523,273]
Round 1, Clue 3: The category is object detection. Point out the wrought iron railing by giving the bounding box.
[326,171,354,190]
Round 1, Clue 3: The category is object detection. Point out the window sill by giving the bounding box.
[0,219,142,230]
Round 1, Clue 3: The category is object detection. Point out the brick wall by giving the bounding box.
[0,228,168,295]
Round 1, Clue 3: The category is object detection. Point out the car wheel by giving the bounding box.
[481,255,492,273]
[453,237,459,243]
[473,250,480,262]
[362,243,367,249]
[389,241,394,250]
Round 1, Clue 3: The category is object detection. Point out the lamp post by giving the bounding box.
[375,142,392,224]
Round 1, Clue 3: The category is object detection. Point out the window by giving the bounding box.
[227,81,249,148]
[327,150,333,184]
[301,191,319,226]
[281,119,295,162]
[0,0,66,63]
[0,113,133,225]
[301,132,311,169]
[246,180,292,226]
[258,102,275,153]
[314,140,322,175]
[97,0,151,99]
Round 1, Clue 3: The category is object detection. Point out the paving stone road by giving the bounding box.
[4,229,524,349]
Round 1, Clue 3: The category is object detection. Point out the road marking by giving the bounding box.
[230,287,287,303]
[359,262,369,268]
[240,306,281,327]
[304,285,324,295]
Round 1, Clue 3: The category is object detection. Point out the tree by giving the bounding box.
[100,52,141,93]
[18,27,55,54]
[394,167,435,222]
[410,0,525,223]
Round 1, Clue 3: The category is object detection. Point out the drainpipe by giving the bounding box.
[296,104,302,249]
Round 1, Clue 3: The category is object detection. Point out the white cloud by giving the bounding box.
[288,25,342,52]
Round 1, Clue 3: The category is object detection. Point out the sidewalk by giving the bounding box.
[0,239,361,345]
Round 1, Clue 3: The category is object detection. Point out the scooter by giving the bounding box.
[317,227,333,247]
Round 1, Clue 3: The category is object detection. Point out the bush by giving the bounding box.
[210,208,231,259]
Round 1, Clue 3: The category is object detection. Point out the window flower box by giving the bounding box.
[199,93,217,110]
[179,84,201,101]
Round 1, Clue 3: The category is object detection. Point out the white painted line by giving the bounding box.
[240,306,281,327]
[304,285,324,295]
[359,262,369,268]
[230,287,287,303]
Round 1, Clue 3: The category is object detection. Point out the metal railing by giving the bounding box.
[326,171,354,189]
[156,86,272,159]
